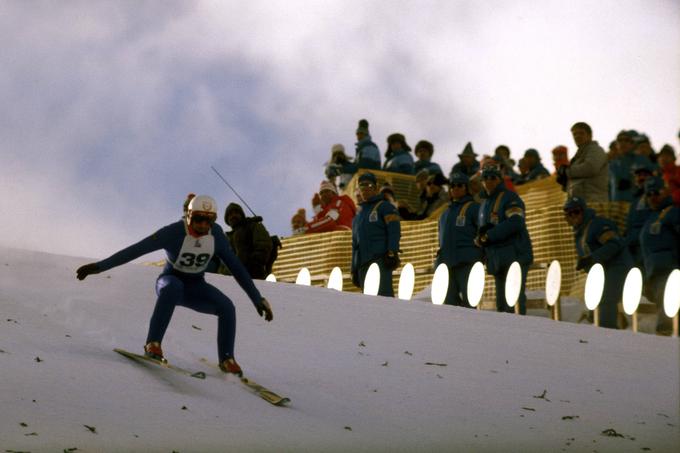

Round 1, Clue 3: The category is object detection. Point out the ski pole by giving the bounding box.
[210,166,258,216]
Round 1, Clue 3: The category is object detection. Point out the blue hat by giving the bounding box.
[449,172,469,185]
[358,172,377,185]
[644,176,665,193]
[563,196,586,212]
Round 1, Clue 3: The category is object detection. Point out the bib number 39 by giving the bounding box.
[179,253,211,268]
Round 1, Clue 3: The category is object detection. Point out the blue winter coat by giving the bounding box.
[572,208,633,271]
[518,163,550,184]
[383,149,415,175]
[478,183,533,275]
[609,153,653,202]
[639,197,680,279]
[351,194,401,272]
[355,136,381,170]
[437,195,483,267]
[625,192,652,265]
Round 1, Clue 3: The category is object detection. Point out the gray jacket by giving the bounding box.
[566,140,609,202]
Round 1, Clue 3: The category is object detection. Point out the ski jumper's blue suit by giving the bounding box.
[95,220,263,362]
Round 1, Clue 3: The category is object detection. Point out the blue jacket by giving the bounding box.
[414,159,443,176]
[352,194,401,272]
[517,163,550,185]
[625,193,652,263]
[609,153,653,202]
[572,208,633,271]
[96,220,263,307]
[639,197,680,278]
[478,183,533,275]
[437,195,483,267]
[449,160,480,179]
[383,149,415,175]
[355,136,381,170]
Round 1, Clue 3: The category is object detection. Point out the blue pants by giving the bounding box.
[359,258,394,297]
[148,274,236,361]
[444,263,474,308]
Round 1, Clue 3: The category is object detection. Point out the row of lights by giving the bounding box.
[266,262,680,335]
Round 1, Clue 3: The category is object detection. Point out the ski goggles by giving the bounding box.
[191,214,217,224]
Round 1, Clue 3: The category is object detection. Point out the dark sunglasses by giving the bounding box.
[645,190,661,197]
[564,209,582,217]
[192,214,216,224]
[450,183,467,188]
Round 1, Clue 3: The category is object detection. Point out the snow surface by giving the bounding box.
[1,246,678,452]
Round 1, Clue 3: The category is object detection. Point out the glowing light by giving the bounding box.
[398,263,415,300]
[584,263,604,310]
[265,273,277,283]
[295,267,311,286]
[622,267,642,315]
[505,262,521,308]
[327,267,343,291]
[663,269,680,318]
[363,263,380,296]
[467,262,485,308]
[431,263,449,305]
[545,260,562,307]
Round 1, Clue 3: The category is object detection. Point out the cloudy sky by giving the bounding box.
[2,0,679,260]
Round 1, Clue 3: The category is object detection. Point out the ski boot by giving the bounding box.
[219,357,243,377]
[144,341,166,363]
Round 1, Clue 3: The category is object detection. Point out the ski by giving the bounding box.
[114,348,206,379]
[200,358,290,406]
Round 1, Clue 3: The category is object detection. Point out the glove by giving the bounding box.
[256,297,273,322]
[617,179,632,191]
[76,263,101,281]
[478,223,494,235]
[576,256,594,271]
[383,251,401,270]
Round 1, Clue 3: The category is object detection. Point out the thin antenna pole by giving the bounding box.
[210,166,257,216]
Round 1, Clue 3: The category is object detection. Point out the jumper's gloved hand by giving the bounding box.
[256,297,273,322]
[383,251,401,270]
[76,263,101,281]
[576,256,594,271]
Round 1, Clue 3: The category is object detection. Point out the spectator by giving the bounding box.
[351,172,401,297]
[222,203,273,280]
[413,140,443,176]
[380,182,398,208]
[383,133,415,174]
[291,209,307,235]
[556,122,608,202]
[563,196,632,329]
[607,140,619,161]
[639,176,680,334]
[475,163,533,314]
[516,149,550,184]
[398,169,430,220]
[657,144,680,205]
[325,143,357,190]
[494,145,519,182]
[304,181,357,233]
[609,130,650,202]
[624,162,655,271]
[552,146,570,190]
[634,133,656,163]
[436,172,483,307]
[482,155,516,192]
[355,119,381,170]
[468,173,483,202]
[421,172,450,218]
[449,142,480,179]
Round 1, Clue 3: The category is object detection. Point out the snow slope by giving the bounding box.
[1,247,678,452]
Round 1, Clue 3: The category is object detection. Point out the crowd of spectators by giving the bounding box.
[285,119,680,333]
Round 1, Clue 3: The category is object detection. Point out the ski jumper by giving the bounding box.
[95,220,263,362]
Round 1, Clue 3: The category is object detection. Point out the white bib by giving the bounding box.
[172,234,215,274]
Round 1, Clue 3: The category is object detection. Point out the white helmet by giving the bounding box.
[187,195,218,223]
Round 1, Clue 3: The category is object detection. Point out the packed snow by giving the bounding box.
[1,246,678,452]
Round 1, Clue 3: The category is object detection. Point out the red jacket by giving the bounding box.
[306,194,357,233]
[661,162,680,206]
